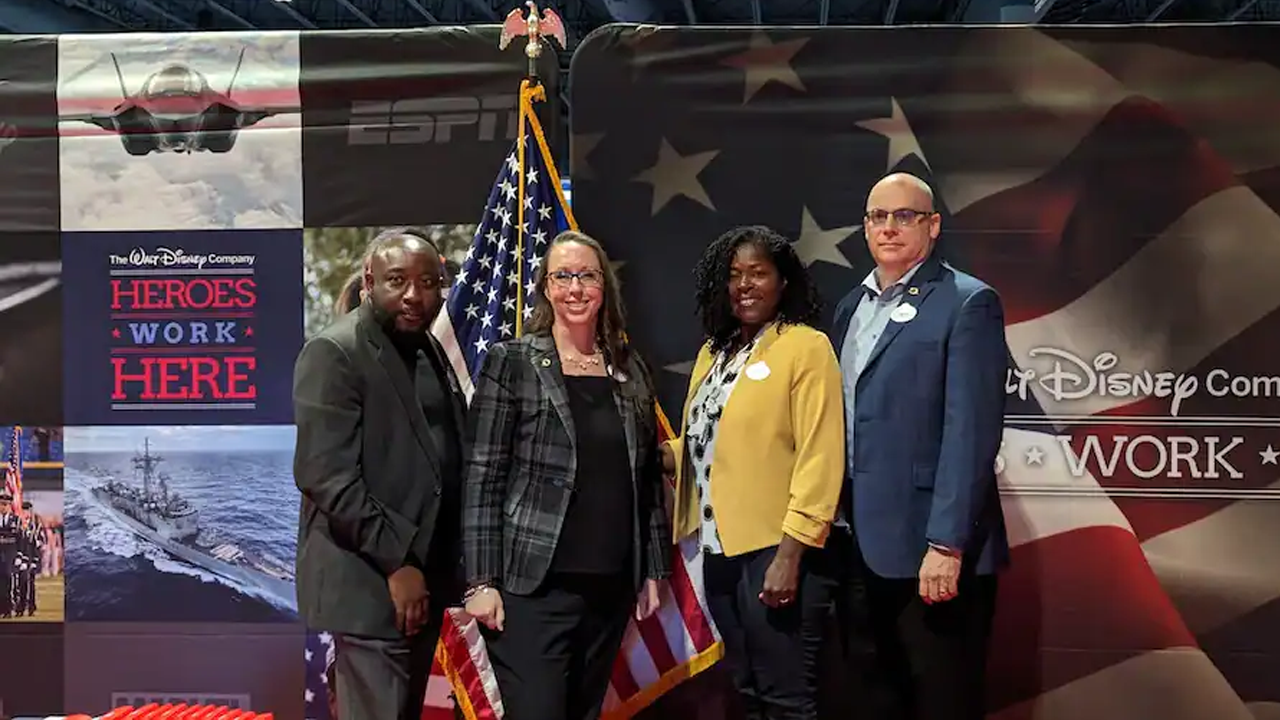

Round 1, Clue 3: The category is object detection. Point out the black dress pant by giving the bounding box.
[331,565,461,720]
[333,605,444,720]
[702,542,839,720]
[837,528,999,720]
[482,571,633,720]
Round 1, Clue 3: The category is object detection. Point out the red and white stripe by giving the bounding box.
[6,426,24,517]
[420,511,722,720]
[920,26,1280,717]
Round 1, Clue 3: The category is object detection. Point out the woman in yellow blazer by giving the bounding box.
[660,225,845,720]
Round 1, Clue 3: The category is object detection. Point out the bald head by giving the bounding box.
[363,230,444,334]
[863,172,940,283]
[366,229,436,266]
[868,172,935,213]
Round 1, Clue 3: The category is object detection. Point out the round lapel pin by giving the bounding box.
[907,286,920,295]
[890,304,918,323]
[745,361,771,381]
[541,357,552,367]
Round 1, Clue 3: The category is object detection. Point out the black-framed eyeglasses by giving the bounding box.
[864,208,936,227]
[549,269,603,288]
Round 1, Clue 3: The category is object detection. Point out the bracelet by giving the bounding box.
[463,584,494,603]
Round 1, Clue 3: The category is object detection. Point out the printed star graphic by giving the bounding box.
[793,207,857,269]
[1024,446,1045,466]
[720,31,810,104]
[112,327,121,339]
[857,97,931,172]
[632,138,719,216]
[244,326,254,338]
[572,132,605,180]
[1261,445,1279,465]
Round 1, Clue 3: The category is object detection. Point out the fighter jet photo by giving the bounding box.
[58,47,300,156]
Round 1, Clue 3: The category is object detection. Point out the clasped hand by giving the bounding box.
[918,546,961,604]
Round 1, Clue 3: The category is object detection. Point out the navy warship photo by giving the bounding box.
[89,437,294,606]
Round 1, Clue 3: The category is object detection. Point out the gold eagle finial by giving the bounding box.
[499,2,568,78]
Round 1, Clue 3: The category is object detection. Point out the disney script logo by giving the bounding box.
[109,246,256,270]
[1007,347,1198,416]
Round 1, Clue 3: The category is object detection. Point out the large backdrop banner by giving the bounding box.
[1,18,1278,720]
[570,22,1280,720]
[0,25,558,720]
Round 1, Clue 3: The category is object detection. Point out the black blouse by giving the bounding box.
[550,375,634,575]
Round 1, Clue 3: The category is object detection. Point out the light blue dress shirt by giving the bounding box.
[835,262,926,528]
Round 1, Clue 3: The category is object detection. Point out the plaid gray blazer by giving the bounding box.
[462,332,673,596]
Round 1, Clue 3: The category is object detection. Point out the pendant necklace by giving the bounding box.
[561,348,602,371]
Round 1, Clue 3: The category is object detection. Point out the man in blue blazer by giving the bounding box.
[830,172,1010,720]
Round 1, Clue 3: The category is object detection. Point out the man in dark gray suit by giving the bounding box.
[293,229,466,720]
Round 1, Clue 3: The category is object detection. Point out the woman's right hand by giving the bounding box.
[659,441,676,476]
[465,587,505,632]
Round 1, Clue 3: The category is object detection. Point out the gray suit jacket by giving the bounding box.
[292,302,467,639]
[463,333,673,596]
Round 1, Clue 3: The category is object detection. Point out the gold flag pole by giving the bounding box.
[499,2,566,336]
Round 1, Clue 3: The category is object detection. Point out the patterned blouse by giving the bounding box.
[684,327,768,555]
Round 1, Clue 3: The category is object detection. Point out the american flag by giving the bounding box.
[303,631,334,720]
[5,425,23,517]
[429,79,723,720]
[568,24,1280,718]
[431,79,573,396]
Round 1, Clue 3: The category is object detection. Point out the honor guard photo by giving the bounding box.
[0,425,64,624]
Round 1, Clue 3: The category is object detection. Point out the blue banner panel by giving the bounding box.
[61,230,302,426]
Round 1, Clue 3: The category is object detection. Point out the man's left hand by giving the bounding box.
[918,546,961,604]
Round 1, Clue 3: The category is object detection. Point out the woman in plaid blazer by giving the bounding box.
[461,230,672,720]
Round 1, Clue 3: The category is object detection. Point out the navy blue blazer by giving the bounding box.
[831,255,1011,579]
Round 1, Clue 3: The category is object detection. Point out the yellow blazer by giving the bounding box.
[668,323,845,556]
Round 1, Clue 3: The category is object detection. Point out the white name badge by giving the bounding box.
[890,304,917,323]
[745,361,771,381]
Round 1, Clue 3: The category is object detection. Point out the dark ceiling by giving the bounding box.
[41,0,1280,35]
